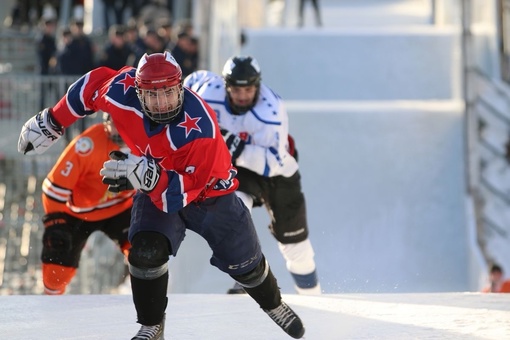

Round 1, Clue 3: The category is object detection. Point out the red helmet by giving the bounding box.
[135,51,184,123]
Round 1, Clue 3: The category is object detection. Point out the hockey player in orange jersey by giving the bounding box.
[481,264,510,293]
[41,113,135,295]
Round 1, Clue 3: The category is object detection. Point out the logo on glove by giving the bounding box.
[37,114,59,141]
[144,159,160,190]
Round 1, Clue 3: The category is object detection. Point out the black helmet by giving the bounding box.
[222,56,261,87]
[222,56,261,114]
[103,112,124,145]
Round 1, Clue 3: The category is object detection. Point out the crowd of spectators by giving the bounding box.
[29,1,198,79]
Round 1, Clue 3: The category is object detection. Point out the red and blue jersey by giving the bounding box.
[51,66,238,213]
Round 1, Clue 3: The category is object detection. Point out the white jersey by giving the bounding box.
[184,70,299,178]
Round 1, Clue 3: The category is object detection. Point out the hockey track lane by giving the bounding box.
[0,293,509,339]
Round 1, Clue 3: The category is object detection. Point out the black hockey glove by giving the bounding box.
[220,128,245,162]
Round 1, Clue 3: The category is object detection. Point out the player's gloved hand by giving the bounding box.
[220,128,245,162]
[18,108,64,155]
[100,151,161,193]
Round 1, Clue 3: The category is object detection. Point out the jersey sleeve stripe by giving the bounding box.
[67,195,134,214]
[42,179,71,202]
[106,96,144,118]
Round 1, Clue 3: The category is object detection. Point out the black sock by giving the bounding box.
[243,269,282,310]
[131,272,168,325]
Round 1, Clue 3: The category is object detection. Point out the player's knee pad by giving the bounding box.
[128,231,170,280]
[230,257,269,288]
[278,239,316,275]
[41,226,74,265]
[42,226,72,252]
[269,176,309,243]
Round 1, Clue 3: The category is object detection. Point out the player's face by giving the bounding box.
[104,118,124,145]
[104,120,117,135]
[227,85,257,108]
[490,271,503,283]
[143,86,180,113]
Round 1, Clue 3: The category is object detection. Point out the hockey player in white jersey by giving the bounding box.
[184,56,321,295]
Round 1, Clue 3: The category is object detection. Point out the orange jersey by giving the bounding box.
[503,281,510,293]
[42,123,135,221]
[481,280,510,293]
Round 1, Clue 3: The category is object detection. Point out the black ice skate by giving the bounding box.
[131,314,165,340]
[263,301,305,339]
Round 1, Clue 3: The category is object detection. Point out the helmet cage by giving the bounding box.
[137,84,184,124]
[135,52,184,124]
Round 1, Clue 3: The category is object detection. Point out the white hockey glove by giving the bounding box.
[220,128,245,162]
[100,151,161,193]
[18,108,64,155]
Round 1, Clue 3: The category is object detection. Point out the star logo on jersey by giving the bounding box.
[116,73,136,94]
[177,113,202,138]
[135,144,167,168]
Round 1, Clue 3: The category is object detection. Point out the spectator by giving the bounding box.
[101,0,127,31]
[4,0,28,29]
[126,0,145,19]
[171,32,198,79]
[298,0,322,27]
[124,19,146,66]
[56,19,95,75]
[128,26,166,67]
[482,264,510,293]
[55,27,73,73]
[143,28,166,54]
[96,24,132,70]
[137,0,172,29]
[35,11,58,108]
[35,5,58,74]
[156,18,176,51]
[173,18,194,37]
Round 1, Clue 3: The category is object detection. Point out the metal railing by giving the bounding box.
[467,68,510,268]
[0,74,125,295]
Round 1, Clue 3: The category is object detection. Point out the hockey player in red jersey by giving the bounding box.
[41,114,134,295]
[18,51,305,339]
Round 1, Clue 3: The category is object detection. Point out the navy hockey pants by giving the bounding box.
[129,192,262,276]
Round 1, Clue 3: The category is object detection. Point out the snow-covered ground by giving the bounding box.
[1,293,509,339]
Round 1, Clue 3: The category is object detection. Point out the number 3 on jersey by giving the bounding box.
[60,161,73,177]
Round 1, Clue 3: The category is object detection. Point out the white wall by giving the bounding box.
[241,26,462,101]
[167,6,474,293]
[169,101,471,294]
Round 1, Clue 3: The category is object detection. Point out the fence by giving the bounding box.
[0,74,125,295]
[467,68,510,276]
[0,30,38,74]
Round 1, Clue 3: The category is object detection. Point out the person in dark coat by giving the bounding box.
[96,24,132,70]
